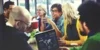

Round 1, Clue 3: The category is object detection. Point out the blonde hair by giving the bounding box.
[37,5,46,16]
[62,3,80,38]
[8,6,32,26]
[62,3,79,24]
[61,3,87,45]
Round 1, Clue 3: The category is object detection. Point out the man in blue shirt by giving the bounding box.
[46,3,64,36]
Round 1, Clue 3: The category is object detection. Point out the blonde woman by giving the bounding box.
[59,3,87,46]
[33,5,47,32]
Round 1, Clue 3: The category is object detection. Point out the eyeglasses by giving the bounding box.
[51,10,58,12]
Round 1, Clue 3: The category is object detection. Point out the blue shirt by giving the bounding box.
[54,16,64,35]
[46,16,64,36]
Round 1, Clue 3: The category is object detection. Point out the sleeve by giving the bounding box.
[81,38,100,50]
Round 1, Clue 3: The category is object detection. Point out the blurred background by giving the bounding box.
[0,0,83,16]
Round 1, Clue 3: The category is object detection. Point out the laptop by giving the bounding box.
[35,29,59,50]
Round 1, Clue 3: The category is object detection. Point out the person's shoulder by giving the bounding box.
[88,32,100,41]
[5,26,24,36]
[4,26,26,40]
[5,26,17,31]
[60,16,64,22]
[81,32,100,50]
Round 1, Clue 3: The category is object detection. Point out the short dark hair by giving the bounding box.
[78,1,100,31]
[3,1,14,10]
[51,3,62,12]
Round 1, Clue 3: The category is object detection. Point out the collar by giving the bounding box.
[53,16,63,24]
[24,32,31,37]
[6,22,13,27]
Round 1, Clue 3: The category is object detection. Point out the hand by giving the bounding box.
[58,38,67,46]
[26,26,34,33]
[41,17,48,23]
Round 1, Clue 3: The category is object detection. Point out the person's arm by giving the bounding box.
[40,18,45,32]
[58,38,83,46]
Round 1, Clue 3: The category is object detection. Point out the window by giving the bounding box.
[3,0,9,4]
[18,0,25,8]
[10,0,17,6]
[3,0,82,16]
[29,0,35,16]
[73,0,82,9]
[36,0,47,15]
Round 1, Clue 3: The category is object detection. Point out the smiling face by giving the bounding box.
[37,8,45,17]
[37,5,46,17]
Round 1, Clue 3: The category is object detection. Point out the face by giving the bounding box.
[5,5,15,18]
[51,7,62,19]
[37,8,45,17]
